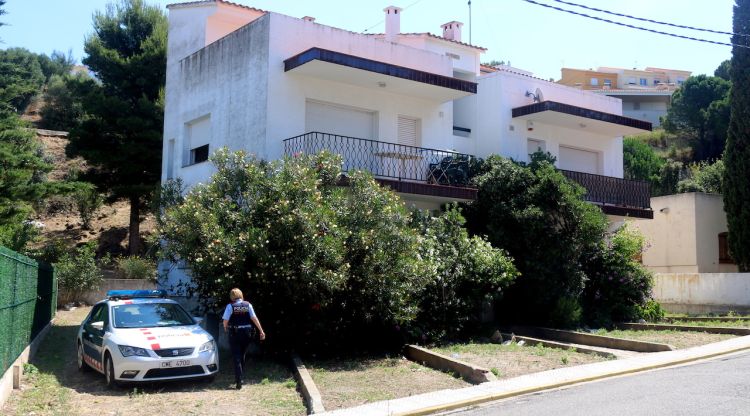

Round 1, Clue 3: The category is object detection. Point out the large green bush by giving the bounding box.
[160,149,517,351]
[463,153,607,325]
[116,256,156,281]
[411,206,517,340]
[464,153,655,327]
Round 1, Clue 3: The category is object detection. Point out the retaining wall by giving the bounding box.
[652,273,750,315]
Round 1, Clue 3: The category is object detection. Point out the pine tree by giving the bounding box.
[724,0,750,271]
[67,0,166,254]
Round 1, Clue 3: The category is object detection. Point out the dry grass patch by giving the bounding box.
[431,342,606,380]
[595,329,737,349]
[306,356,469,410]
[2,307,305,416]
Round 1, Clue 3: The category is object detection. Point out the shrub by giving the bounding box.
[55,243,102,304]
[116,256,156,281]
[73,185,103,229]
[677,160,724,194]
[580,224,655,326]
[159,149,429,352]
[463,153,607,325]
[637,300,666,323]
[411,206,517,340]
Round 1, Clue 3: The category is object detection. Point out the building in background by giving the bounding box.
[558,66,692,127]
[633,192,737,274]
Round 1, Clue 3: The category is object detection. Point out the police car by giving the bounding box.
[76,290,219,387]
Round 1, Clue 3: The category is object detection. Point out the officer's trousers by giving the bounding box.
[228,328,252,383]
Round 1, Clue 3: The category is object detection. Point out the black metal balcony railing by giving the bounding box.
[561,169,651,210]
[283,132,479,187]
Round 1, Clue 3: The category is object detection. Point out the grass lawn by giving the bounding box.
[2,307,306,416]
[594,329,737,349]
[431,341,607,380]
[666,320,750,328]
[306,355,469,410]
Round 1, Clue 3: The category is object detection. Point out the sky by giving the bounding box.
[2,0,736,80]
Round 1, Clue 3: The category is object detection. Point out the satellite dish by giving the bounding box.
[535,88,544,103]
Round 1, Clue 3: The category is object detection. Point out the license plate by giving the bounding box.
[161,360,190,368]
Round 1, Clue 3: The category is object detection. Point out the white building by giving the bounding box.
[163,0,652,218]
[161,0,655,300]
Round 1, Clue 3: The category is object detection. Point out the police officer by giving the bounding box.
[222,288,266,389]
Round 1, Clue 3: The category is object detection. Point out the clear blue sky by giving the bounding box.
[2,0,735,80]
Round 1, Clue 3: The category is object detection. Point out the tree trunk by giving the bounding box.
[128,196,142,255]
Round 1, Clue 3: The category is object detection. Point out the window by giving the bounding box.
[604,79,612,87]
[527,139,545,161]
[190,144,209,164]
[590,78,599,86]
[677,77,685,85]
[653,79,661,86]
[628,77,637,85]
[719,232,734,264]
[167,139,175,179]
[397,115,420,147]
[639,78,648,86]
[185,115,210,166]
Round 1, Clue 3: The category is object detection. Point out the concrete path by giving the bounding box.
[318,335,750,416]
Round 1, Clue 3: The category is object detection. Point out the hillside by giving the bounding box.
[25,99,156,256]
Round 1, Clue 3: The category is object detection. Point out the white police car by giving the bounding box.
[76,290,219,387]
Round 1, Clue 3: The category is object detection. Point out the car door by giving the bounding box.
[82,304,108,372]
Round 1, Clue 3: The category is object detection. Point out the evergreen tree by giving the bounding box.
[724,0,750,271]
[67,0,166,254]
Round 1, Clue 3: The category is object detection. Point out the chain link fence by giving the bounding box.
[0,246,57,376]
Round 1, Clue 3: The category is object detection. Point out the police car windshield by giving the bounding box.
[112,303,195,328]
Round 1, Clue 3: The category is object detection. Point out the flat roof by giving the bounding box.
[284,47,477,97]
[512,100,652,135]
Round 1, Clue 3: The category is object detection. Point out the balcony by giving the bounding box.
[283,132,478,201]
[561,170,653,219]
[282,132,652,218]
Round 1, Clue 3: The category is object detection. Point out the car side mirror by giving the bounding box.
[91,321,104,331]
[193,316,204,325]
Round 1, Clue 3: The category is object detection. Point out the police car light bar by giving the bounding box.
[106,290,168,300]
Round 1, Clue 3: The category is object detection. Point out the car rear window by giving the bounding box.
[112,303,195,328]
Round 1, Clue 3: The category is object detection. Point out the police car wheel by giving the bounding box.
[104,354,120,388]
[76,342,89,372]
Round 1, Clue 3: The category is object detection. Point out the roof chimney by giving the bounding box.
[384,6,403,42]
[441,21,463,42]
[302,16,315,22]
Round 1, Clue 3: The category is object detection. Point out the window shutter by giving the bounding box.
[397,116,418,147]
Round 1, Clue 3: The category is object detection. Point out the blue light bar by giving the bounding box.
[106,290,167,300]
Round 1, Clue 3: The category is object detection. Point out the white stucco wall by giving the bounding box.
[471,70,625,177]
[264,12,459,160]
[633,193,738,273]
[653,273,750,314]
[162,14,271,189]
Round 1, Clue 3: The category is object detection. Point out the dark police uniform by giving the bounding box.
[223,300,256,386]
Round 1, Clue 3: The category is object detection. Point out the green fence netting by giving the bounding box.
[0,246,57,376]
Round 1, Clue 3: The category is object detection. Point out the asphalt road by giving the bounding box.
[446,350,750,416]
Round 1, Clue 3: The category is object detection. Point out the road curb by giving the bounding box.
[390,342,750,416]
[290,353,326,414]
[507,326,674,352]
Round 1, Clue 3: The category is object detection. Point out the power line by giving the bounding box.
[521,0,750,49]
[551,0,749,38]
[363,0,427,33]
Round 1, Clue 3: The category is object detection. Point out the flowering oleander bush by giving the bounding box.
[159,149,424,350]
